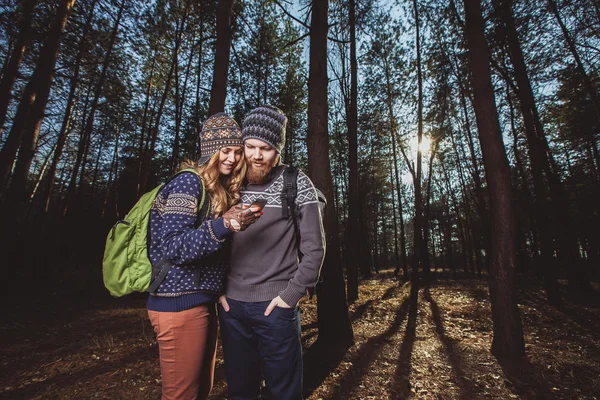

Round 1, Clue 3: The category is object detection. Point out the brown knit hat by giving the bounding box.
[199,112,243,164]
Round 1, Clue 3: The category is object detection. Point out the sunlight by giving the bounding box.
[408,134,431,157]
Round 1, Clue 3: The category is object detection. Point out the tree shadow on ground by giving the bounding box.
[0,345,157,399]
[520,286,600,337]
[381,281,408,300]
[390,280,419,398]
[302,338,350,399]
[304,286,412,399]
[496,356,555,399]
[301,282,405,333]
[362,268,400,282]
[423,286,479,398]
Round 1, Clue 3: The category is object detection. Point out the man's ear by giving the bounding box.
[273,154,281,167]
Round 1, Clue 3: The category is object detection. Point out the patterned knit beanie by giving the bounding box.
[242,105,288,153]
[198,112,243,164]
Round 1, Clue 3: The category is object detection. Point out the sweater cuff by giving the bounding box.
[211,218,231,240]
[279,285,305,308]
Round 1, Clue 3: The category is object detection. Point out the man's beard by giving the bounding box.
[247,162,274,184]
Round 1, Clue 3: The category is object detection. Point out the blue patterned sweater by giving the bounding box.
[147,172,231,312]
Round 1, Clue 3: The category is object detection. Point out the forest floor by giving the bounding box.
[1,269,599,400]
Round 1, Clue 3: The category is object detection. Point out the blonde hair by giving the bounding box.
[180,149,246,217]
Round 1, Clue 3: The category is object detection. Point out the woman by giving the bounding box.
[147,112,260,400]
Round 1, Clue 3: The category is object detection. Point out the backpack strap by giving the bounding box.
[281,166,301,256]
[147,258,173,293]
[147,168,206,294]
[281,166,298,218]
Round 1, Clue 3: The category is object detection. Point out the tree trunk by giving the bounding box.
[63,0,126,215]
[345,0,360,303]
[463,0,525,360]
[421,141,439,274]
[451,132,481,275]
[384,58,409,281]
[208,0,234,115]
[506,82,535,274]
[35,0,99,213]
[142,0,191,191]
[135,51,157,198]
[89,130,105,200]
[0,0,37,138]
[413,0,427,281]
[358,193,373,278]
[372,213,380,273]
[380,199,390,267]
[372,161,380,273]
[3,0,77,206]
[497,0,591,296]
[440,160,462,273]
[495,2,561,304]
[171,32,194,174]
[390,164,401,277]
[547,0,600,118]
[102,119,120,218]
[308,0,353,354]
[195,5,205,122]
[453,57,492,266]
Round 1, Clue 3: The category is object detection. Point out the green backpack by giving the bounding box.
[102,169,206,297]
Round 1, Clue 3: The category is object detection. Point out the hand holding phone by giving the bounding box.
[245,198,267,213]
[224,203,262,232]
[251,198,267,210]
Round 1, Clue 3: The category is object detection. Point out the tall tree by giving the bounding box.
[412,0,428,280]
[0,0,77,203]
[547,0,600,118]
[0,0,37,138]
[208,0,234,115]
[495,0,591,298]
[307,0,353,353]
[463,0,525,360]
[34,0,99,213]
[141,0,192,192]
[62,0,127,215]
[345,0,360,303]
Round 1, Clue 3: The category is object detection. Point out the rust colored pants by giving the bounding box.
[148,304,218,400]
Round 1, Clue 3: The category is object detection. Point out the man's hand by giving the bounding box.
[219,295,230,312]
[264,296,292,316]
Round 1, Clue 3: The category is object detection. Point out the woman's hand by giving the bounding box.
[222,204,261,232]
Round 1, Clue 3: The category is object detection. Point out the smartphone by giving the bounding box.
[249,198,267,210]
[242,198,267,215]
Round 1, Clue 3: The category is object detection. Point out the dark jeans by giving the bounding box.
[218,298,303,400]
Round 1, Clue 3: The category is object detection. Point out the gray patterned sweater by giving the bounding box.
[226,165,326,307]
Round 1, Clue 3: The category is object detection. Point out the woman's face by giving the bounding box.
[218,145,243,175]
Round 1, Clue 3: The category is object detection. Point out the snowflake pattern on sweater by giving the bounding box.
[148,172,229,297]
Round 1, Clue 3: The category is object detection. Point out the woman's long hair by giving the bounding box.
[180,149,246,217]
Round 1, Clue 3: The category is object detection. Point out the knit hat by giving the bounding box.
[241,105,288,153]
[198,112,243,164]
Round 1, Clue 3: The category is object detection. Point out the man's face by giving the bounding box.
[245,138,278,184]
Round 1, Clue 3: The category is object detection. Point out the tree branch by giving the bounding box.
[285,31,310,48]
[273,0,309,30]
[328,36,350,44]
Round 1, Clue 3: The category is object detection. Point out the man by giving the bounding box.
[218,105,325,400]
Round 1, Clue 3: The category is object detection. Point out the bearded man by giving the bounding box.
[218,105,325,400]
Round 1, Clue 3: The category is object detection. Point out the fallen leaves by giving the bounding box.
[1,271,599,399]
